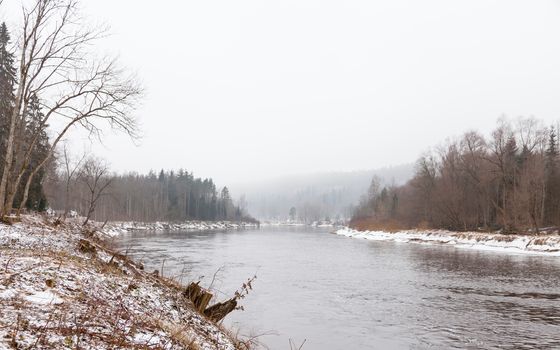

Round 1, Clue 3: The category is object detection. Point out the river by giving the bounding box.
[116,226,560,350]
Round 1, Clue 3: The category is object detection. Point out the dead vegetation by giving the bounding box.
[183,274,257,324]
[349,217,410,232]
[0,215,249,349]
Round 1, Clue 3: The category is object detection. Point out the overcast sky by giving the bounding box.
[6,0,560,185]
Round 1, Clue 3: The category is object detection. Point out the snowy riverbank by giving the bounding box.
[104,220,259,237]
[0,216,243,349]
[258,220,345,228]
[335,227,560,256]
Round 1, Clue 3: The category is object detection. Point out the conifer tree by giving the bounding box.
[0,23,16,180]
[18,94,49,210]
[544,126,560,224]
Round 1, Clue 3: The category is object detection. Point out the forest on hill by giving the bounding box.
[353,118,560,234]
[232,164,413,222]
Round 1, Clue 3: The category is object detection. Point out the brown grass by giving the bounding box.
[532,238,549,246]
[349,217,410,232]
[1,217,250,350]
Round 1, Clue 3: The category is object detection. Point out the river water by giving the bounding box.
[116,227,560,350]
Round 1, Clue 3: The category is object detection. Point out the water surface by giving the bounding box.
[116,227,560,349]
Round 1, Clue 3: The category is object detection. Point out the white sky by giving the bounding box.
[6,0,560,185]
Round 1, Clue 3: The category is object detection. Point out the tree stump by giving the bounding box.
[78,239,97,256]
[184,282,213,313]
[204,298,237,323]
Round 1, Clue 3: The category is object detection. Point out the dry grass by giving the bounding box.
[0,215,246,350]
[349,217,410,232]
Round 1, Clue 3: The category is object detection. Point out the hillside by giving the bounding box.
[230,164,414,222]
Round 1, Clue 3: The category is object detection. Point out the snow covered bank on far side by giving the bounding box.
[335,227,560,256]
[103,220,259,237]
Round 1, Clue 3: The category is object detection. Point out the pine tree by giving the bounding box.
[18,94,50,211]
[220,187,232,219]
[210,192,218,220]
[289,207,297,221]
[544,126,559,224]
[502,136,519,229]
[546,127,559,165]
[0,23,16,179]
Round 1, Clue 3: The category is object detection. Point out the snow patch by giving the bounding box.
[103,220,259,237]
[0,289,17,299]
[335,227,560,256]
[24,291,64,305]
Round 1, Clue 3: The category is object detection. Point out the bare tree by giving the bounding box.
[353,117,554,234]
[79,157,113,227]
[0,0,142,218]
[61,144,87,219]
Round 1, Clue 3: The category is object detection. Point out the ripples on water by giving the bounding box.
[117,227,560,350]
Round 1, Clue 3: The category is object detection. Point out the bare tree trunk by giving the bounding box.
[0,84,25,217]
[79,157,113,226]
[541,182,546,224]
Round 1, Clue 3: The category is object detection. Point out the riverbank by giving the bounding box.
[336,227,560,255]
[0,216,246,349]
[104,220,259,237]
[258,220,345,228]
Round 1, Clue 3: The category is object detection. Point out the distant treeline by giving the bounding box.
[46,169,256,223]
[237,165,414,223]
[353,118,560,234]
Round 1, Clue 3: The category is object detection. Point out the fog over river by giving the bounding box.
[117,227,560,350]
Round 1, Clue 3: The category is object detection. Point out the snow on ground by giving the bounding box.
[259,221,345,228]
[0,216,240,350]
[335,227,560,256]
[24,291,64,305]
[104,221,259,237]
[259,221,306,227]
